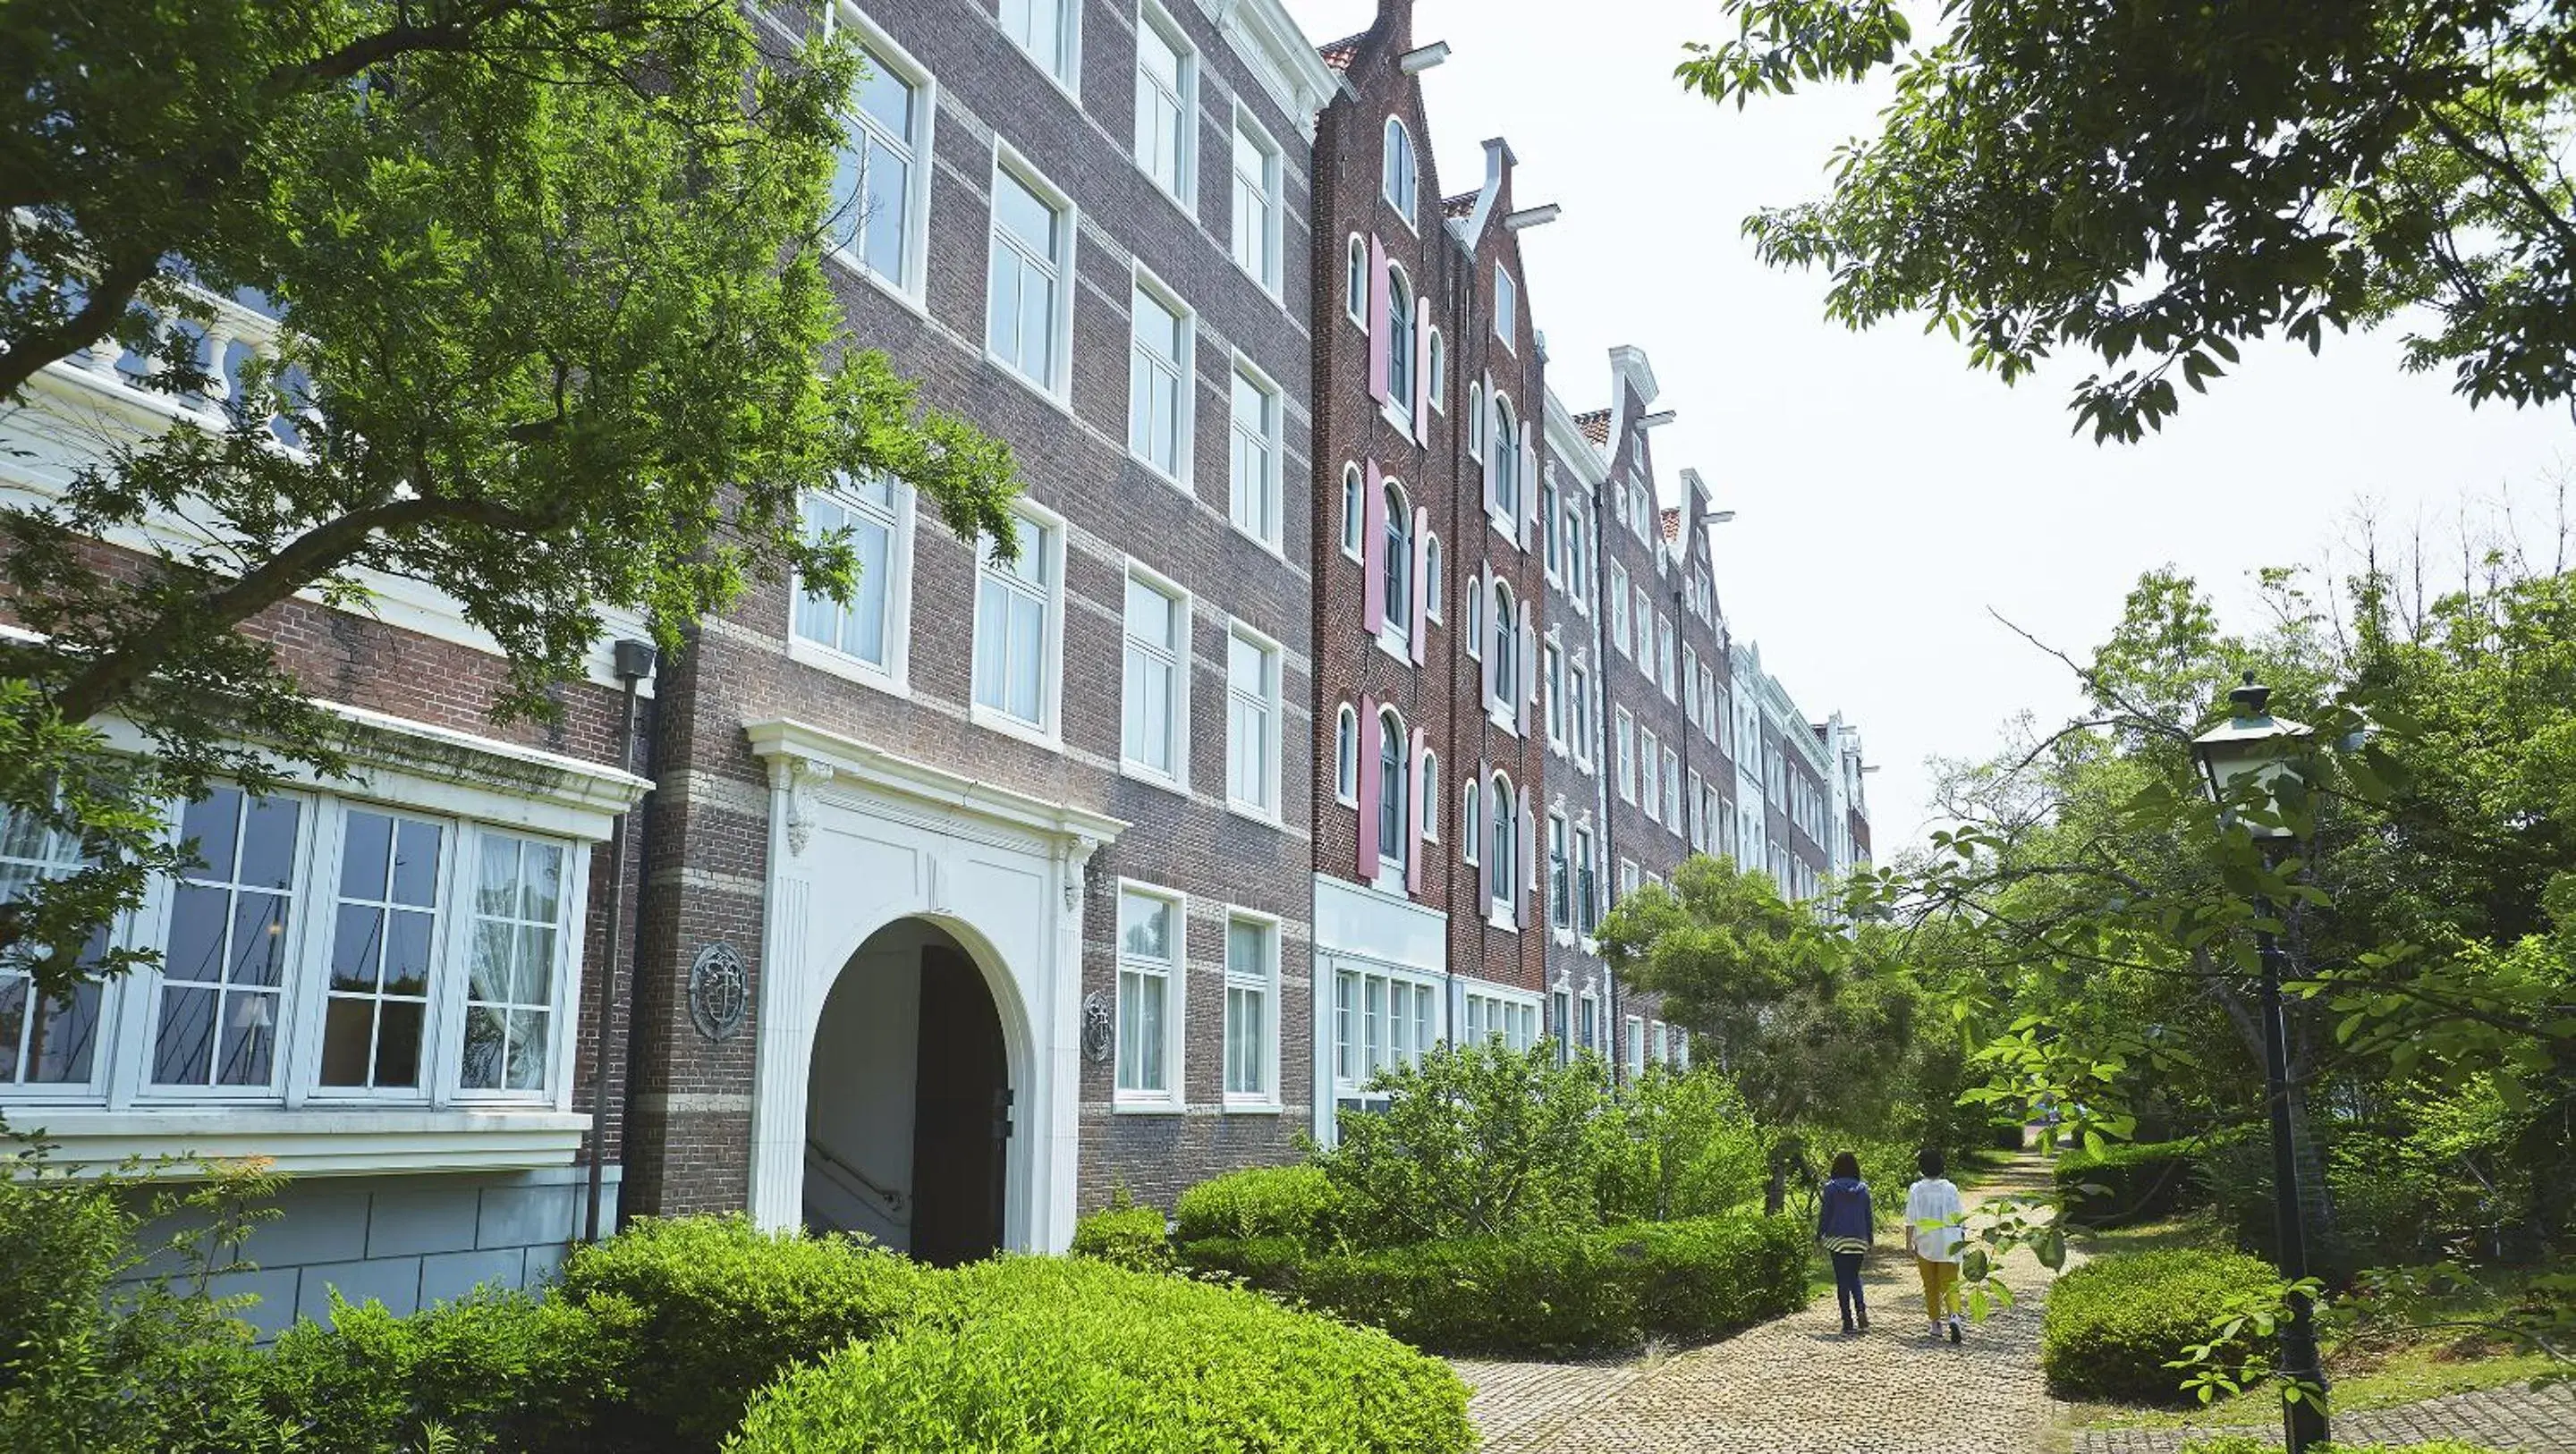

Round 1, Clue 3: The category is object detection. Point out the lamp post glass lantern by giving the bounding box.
[2190,672,2330,1454]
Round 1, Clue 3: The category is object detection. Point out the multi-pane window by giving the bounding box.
[1386,269,1416,419]
[1683,646,1700,723]
[1489,780,1516,916]
[1663,747,1683,831]
[1001,0,1077,85]
[1658,616,1679,699]
[1563,507,1588,599]
[1335,967,1436,1088]
[1463,990,1538,1051]
[1382,483,1412,628]
[1129,282,1190,478]
[1121,573,1185,782]
[1544,641,1566,744]
[1377,712,1408,871]
[1606,562,1631,655]
[1115,888,1177,1098]
[462,834,563,1094]
[972,515,1056,731]
[1495,266,1517,348]
[1574,825,1598,933]
[1231,120,1280,289]
[0,814,102,1087]
[1570,664,1591,756]
[1334,704,1359,802]
[828,44,927,290]
[1634,588,1656,670]
[1229,366,1279,545]
[1133,11,1192,201]
[794,476,906,675]
[1640,728,1661,822]
[1491,588,1518,707]
[1226,628,1279,816]
[1224,915,1273,1102]
[1382,117,1418,220]
[987,167,1067,390]
[1547,814,1570,927]
[1489,397,1519,518]
[320,811,443,1090]
[156,789,300,1088]
[1614,708,1637,804]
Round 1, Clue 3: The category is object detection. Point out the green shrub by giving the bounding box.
[1191,1213,1809,1356]
[259,1288,629,1454]
[1172,1163,1345,1247]
[2179,1441,2508,1454]
[2055,1139,2207,1226]
[1594,1069,1768,1222]
[556,1214,920,1453]
[2041,1249,2282,1404]
[726,1255,1474,1453]
[1069,1203,1173,1274]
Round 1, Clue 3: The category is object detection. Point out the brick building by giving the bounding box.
[1303,0,1563,1142]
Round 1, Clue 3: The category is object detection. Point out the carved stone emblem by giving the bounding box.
[1080,990,1114,1064]
[781,757,834,857]
[688,943,750,1042]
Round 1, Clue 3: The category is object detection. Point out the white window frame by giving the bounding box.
[1664,746,1683,832]
[999,0,1082,96]
[0,815,108,1097]
[985,146,1079,402]
[1424,534,1445,623]
[1340,463,1365,560]
[1495,265,1517,351]
[969,500,1068,748]
[1382,115,1419,228]
[1128,266,1196,487]
[1229,105,1284,296]
[1119,562,1191,792]
[1132,0,1197,207]
[1543,638,1566,748]
[1427,329,1445,411]
[1462,985,1541,1052]
[1222,908,1281,1110]
[823,7,936,307]
[789,473,916,697]
[1331,962,1440,1095]
[1461,778,1481,866]
[1546,810,1571,930]
[1344,234,1367,325]
[1640,727,1662,822]
[1419,750,1441,843]
[1614,707,1637,805]
[1569,662,1592,767]
[1606,561,1631,656]
[1657,615,1679,701]
[1227,353,1282,549]
[1385,264,1417,427]
[1113,881,1185,1111]
[1333,702,1360,806]
[1487,393,1520,536]
[1224,619,1283,824]
[1487,773,1518,926]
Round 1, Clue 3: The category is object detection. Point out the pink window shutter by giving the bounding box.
[1355,695,1382,876]
[1504,792,1524,931]
[1367,235,1391,404]
[1408,505,1430,664]
[1361,459,1386,636]
[1416,299,1436,440]
[1405,726,1428,896]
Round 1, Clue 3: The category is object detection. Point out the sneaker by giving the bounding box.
[1843,1319,1856,1335]
[1857,1312,1871,1332]
[1947,1319,1964,1344]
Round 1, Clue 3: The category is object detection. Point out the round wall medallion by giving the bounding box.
[688,943,750,1042]
[1080,990,1114,1064]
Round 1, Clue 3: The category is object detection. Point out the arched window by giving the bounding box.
[1427,330,1445,409]
[1464,571,1483,656]
[1419,751,1441,841]
[1386,266,1415,418]
[1493,584,1518,703]
[1383,117,1417,220]
[1377,708,1408,868]
[1490,776,1516,909]
[1345,234,1366,323]
[1423,535,1445,622]
[1466,383,1484,461]
[1335,703,1359,802]
[1339,463,1364,558]
[1382,479,1412,627]
[1490,395,1519,516]
[1462,778,1482,864]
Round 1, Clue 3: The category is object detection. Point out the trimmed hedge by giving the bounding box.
[726,1255,1474,1453]
[1068,1203,1174,1274]
[555,1214,920,1452]
[2056,1139,2207,1227]
[2041,1249,2282,1404]
[1183,1213,1808,1356]
[1173,1163,1346,1247]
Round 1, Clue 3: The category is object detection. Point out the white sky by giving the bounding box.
[1282,0,2572,854]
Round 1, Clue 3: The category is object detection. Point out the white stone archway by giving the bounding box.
[742,720,1123,1255]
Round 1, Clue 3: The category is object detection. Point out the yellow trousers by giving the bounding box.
[1915,1255,1962,1323]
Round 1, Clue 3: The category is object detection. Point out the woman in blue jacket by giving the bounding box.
[1817,1150,1875,1334]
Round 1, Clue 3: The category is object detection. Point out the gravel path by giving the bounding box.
[1461,1156,2076,1454]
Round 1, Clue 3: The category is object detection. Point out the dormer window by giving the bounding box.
[1383,117,1418,222]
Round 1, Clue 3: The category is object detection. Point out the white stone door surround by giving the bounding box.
[742,719,1124,1254]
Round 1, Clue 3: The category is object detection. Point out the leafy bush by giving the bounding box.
[0,1141,293,1454]
[259,1289,630,1454]
[1172,1163,1346,1247]
[727,1255,1474,1453]
[1316,1042,1618,1247]
[2041,1249,2282,1403]
[1595,1068,1768,1222]
[556,1214,920,1453]
[1069,1200,1172,1274]
[2056,1139,2207,1226]
[2179,1441,2508,1454]
[1186,1213,1808,1356]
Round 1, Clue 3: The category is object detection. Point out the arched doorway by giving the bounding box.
[803,918,1010,1265]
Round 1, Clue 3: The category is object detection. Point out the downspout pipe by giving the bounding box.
[584,638,657,1243]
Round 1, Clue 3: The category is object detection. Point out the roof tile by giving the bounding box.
[1318,32,1365,72]
[1573,409,1612,446]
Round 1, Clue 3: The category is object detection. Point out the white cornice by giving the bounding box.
[1198,0,1337,137]
[4,1109,590,1177]
[743,717,1129,847]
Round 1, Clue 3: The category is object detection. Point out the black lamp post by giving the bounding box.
[2190,672,2330,1454]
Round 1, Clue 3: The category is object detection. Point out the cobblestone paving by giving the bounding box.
[2071,1383,2576,1454]
[1460,1158,2075,1454]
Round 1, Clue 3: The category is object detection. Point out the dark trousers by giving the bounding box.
[1831,1249,1868,1323]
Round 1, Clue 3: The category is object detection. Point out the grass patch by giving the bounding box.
[2068,1209,2236,1260]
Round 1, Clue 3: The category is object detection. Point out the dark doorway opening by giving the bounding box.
[905,943,1009,1266]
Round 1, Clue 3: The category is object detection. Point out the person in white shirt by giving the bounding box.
[1904,1147,1968,1343]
